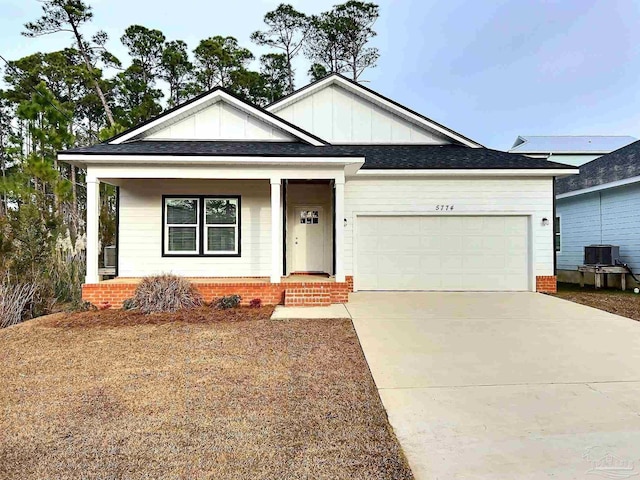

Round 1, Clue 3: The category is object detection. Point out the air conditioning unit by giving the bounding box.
[103,245,117,268]
[584,245,620,266]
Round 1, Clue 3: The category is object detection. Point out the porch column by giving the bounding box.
[334,178,345,283]
[85,179,100,284]
[270,178,282,283]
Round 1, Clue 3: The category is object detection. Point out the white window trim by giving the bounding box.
[204,197,239,255]
[164,197,200,255]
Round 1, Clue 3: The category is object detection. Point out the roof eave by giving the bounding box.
[356,168,579,177]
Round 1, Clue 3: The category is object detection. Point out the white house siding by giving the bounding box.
[118,179,272,277]
[145,101,295,141]
[557,183,640,272]
[274,83,448,144]
[344,177,555,286]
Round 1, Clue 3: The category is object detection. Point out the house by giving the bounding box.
[555,139,640,286]
[509,135,636,166]
[58,73,577,307]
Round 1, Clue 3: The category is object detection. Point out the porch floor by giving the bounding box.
[100,274,335,285]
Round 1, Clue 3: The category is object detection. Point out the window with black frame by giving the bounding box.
[163,196,240,256]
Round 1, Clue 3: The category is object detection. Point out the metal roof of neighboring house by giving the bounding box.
[556,139,640,195]
[509,135,637,154]
[62,141,573,170]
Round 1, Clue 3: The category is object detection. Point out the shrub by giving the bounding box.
[71,300,96,313]
[98,302,112,311]
[122,298,137,310]
[215,294,241,309]
[0,275,37,328]
[132,274,203,314]
[249,298,262,308]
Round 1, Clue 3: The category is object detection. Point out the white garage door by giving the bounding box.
[356,216,530,291]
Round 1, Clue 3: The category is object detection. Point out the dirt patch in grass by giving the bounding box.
[550,283,640,321]
[42,305,276,328]
[0,310,413,479]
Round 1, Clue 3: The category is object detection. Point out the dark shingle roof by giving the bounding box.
[62,141,573,170]
[556,140,640,194]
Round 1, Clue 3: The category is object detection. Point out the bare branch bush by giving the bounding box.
[0,275,37,328]
[132,274,203,314]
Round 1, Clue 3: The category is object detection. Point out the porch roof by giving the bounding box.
[61,140,574,171]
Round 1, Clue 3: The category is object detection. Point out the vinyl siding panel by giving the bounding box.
[555,193,601,270]
[118,179,272,277]
[344,177,555,286]
[274,84,448,144]
[557,183,640,271]
[146,101,295,141]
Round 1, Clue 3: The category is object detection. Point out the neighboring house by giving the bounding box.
[58,73,576,307]
[555,139,640,285]
[509,135,636,166]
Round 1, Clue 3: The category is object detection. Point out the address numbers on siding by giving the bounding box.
[435,205,455,211]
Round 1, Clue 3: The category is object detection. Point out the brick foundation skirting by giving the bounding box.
[536,275,557,293]
[82,276,354,309]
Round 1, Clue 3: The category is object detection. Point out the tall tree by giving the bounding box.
[115,25,166,125]
[332,1,379,80]
[160,40,193,107]
[251,4,308,93]
[230,69,269,106]
[113,64,163,127]
[192,36,254,91]
[304,1,380,81]
[259,53,289,103]
[23,0,120,126]
[304,10,346,77]
[120,25,166,85]
[308,63,328,82]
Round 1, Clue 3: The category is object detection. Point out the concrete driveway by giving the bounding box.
[348,292,640,479]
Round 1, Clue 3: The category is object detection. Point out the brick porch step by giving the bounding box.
[284,287,332,307]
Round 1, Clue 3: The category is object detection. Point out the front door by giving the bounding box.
[293,206,325,272]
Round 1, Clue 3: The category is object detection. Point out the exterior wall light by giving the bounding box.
[541,217,549,226]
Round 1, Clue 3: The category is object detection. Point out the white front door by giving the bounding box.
[293,206,325,272]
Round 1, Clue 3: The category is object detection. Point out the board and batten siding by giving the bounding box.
[557,182,640,271]
[274,83,448,144]
[145,101,295,141]
[118,179,272,277]
[344,177,555,283]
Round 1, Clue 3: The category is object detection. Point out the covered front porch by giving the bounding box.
[70,156,362,307]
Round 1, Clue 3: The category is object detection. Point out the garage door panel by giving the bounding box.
[377,255,423,274]
[356,215,529,291]
[377,235,421,252]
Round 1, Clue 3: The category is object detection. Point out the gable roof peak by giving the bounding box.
[106,85,329,146]
[266,73,483,148]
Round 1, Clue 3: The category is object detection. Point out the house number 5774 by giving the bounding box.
[435,204,455,211]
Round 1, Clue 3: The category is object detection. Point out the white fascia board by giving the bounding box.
[110,90,326,146]
[58,153,364,167]
[356,168,579,177]
[556,175,640,199]
[86,165,348,182]
[267,75,483,149]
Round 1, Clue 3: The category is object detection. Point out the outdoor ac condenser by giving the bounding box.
[584,245,620,266]
[103,245,116,268]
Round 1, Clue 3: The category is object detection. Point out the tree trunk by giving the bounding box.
[286,49,294,93]
[66,15,116,127]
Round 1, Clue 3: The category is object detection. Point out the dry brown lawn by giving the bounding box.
[551,282,640,321]
[0,308,413,480]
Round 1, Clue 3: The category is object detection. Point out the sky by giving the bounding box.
[0,0,639,149]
